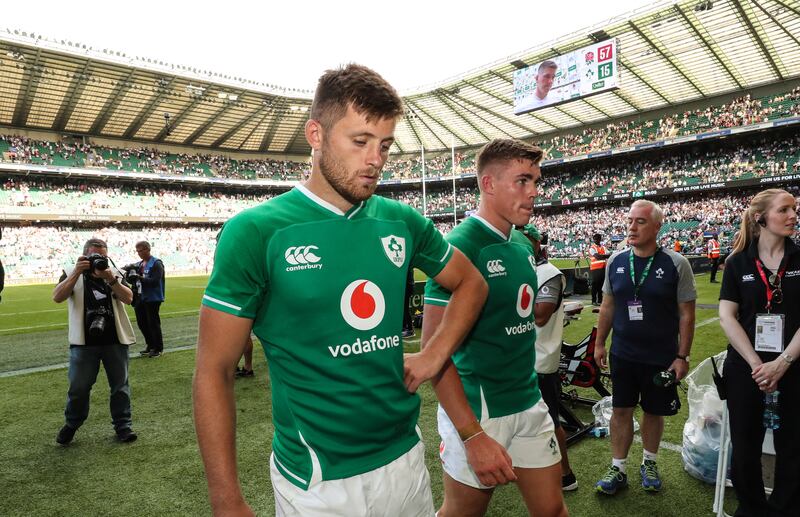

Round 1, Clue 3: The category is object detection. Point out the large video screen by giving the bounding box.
[513,39,619,115]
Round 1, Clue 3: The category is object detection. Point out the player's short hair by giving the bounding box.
[476,139,543,177]
[538,60,558,73]
[83,238,107,255]
[310,64,404,130]
[135,241,151,251]
[630,199,664,225]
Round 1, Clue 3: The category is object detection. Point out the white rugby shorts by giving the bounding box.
[438,398,561,489]
[271,441,435,517]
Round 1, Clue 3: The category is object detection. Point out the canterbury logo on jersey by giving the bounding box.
[285,245,323,272]
[486,259,506,278]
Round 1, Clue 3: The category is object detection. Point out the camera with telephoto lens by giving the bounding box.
[87,306,111,337]
[653,369,677,388]
[86,253,109,272]
[121,263,140,284]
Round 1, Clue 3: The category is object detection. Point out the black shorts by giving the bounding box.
[610,354,680,416]
[537,372,561,429]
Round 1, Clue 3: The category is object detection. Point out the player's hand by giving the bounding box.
[594,342,607,370]
[752,359,788,393]
[403,350,445,393]
[669,358,689,381]
[97,267,116,283]
[74,256,91,274]
[464,432,517,486]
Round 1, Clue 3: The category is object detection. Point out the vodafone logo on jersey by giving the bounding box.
[516,283,534,318]
[340,280,386,331]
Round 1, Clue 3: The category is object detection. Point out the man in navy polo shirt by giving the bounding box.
[593,199,696,495]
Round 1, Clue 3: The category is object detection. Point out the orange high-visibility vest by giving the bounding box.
[674,241,682,252]
[708,239,720,259]
[589,244,608,270]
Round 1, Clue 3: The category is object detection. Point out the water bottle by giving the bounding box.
[589,426,608,438]
[763,391,780,430]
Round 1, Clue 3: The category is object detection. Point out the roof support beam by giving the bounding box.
[618,58,672,105]
[612,90,643,112]
[405,105,448,149]
[211,103,268,148]
[123,77,176,139]
[182,89,245,145]
[284,119,309,154]
[404,112,427,150]
[434,91,492,141]
[53,60,93,131]
[768,0,800,17]
[673,4,744,89]
[89,69,136,134]
[628,21,706,97]
[448,90,540,135]
[405,98,470,147]
[750,0,800,49]
[440,92,516,138]
[732,0,784,80]
[237,110,272,150]
[12,48,42,127]
[259,98,289,152]
[487,70,585,125]
[153,96,202,142]
[580,97,612,118]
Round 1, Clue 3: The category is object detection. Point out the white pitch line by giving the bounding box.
[0,308,64,317]
[696,316,720,328]
[0,309,200,333]
[633,435,683,453]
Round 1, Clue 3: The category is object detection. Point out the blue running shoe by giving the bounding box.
[595,465,628,495]
[640,460,662,492]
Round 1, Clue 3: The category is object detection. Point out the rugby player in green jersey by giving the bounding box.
[193,64,488,517]
[424,140,568,517]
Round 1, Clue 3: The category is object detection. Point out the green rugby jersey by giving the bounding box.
[202,185,453,489]
[425,215,540,420]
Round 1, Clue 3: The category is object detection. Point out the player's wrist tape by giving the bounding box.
[457,421,483,442]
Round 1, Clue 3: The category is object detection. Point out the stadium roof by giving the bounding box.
[1,0,799,156]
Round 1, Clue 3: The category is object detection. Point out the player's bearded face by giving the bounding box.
[319,140,379,205]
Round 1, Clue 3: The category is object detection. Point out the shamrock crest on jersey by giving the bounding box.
[381,235,406,268]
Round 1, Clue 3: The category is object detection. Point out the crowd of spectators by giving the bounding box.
[0,135,310,181]
[1,226,218,283]
[1,177,272,219]
[537,131,800,201]
[1,88,798,184]
[528,190,800,258]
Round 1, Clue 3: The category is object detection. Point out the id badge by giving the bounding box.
[627,300,643,321]
[755,313,784,353]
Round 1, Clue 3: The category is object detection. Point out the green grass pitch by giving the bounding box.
[0,273,739,515]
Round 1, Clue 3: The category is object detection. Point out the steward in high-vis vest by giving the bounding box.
[589,233,610,305]
[707,234,721,283]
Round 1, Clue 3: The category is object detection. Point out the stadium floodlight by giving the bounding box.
[186,84,206,97]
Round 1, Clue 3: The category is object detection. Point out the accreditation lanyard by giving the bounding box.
[754,259,786,313]
[629,251,656,301]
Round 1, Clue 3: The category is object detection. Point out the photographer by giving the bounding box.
[130,241,165,358]
[53,238,137,445]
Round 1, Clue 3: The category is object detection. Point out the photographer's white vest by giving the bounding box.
[64,266,136,346]
[534,261,566,374]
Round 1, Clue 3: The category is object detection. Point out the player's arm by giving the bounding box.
[594,293,614,370]
[404,248,487,393]
[718,300,761,369]
[670,300,696,380]
[421,304,516,486]
[534,300,558,327]
[193,306,255,517]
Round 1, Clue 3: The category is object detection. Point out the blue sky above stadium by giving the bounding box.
[16,0,651,92]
